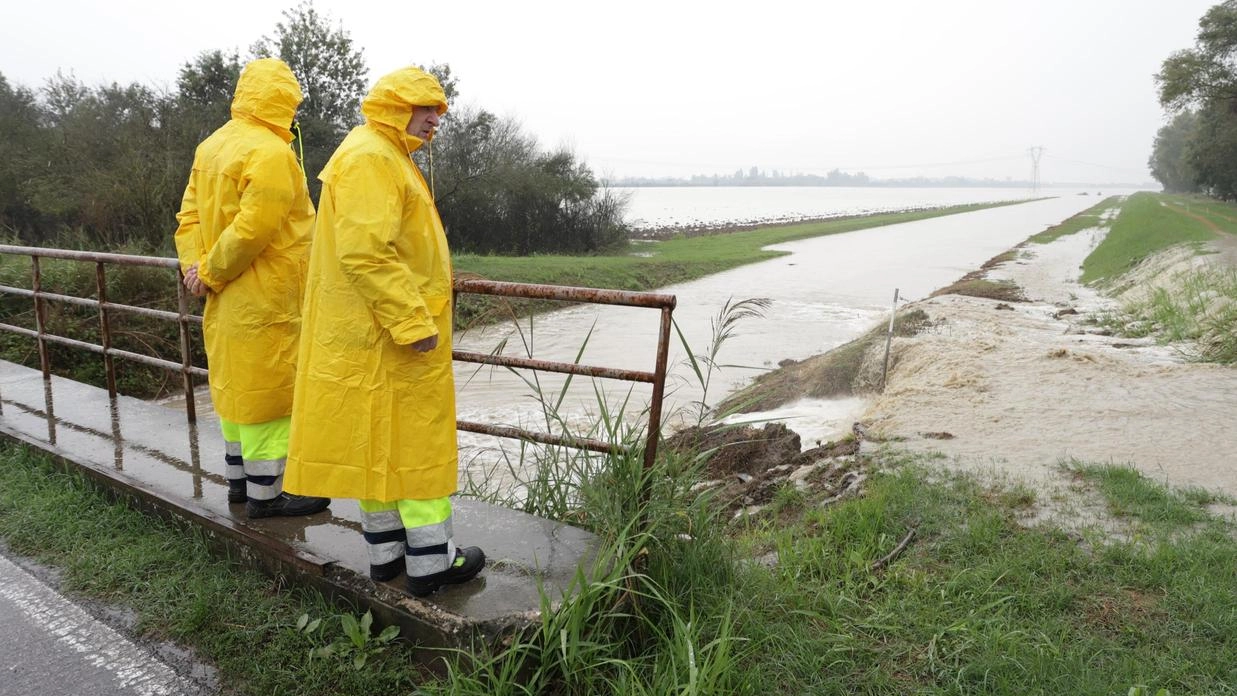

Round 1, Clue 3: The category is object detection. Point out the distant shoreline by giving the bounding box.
[607,181,1153,190]
[627,199,1041,240]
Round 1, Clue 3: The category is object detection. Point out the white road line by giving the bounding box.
[0,554,197,696]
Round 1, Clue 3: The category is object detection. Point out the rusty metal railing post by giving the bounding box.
[175,269,197,423]
[95,262,117,398]
[30,255,50,379]
[644,304,675,470]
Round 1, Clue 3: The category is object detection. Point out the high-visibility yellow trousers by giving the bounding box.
[358,497,454,579]
[219,416,291,503]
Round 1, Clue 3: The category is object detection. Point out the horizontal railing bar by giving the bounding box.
[0,244,178,268]
[453,278,676,310]
[0,323,208,377]
[0,285,202,325]
[452,350,656,384]
[457,420,625,456]
[1,244,671,466]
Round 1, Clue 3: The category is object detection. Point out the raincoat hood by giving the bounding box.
[231,58,303,143]
[360,67,448,153]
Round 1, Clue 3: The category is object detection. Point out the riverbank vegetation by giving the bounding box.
[1087,193,1237,364]
[1,436,1233,695]
[1081,192,1219,283]
[0,2,621,257]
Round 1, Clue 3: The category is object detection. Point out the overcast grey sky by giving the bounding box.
[0,0,1218,184]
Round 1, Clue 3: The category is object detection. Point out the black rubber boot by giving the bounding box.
[370,558,404,582]
[227,479,247,504]
[246,493,331,519]
[406,546,485,597]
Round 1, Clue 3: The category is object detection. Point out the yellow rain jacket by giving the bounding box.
[284,68,456,501]
[174,58,315,425]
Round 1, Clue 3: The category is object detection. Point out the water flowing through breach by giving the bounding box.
[453,194,1116,492]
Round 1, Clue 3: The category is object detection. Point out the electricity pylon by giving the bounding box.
[1029,146,1045,195]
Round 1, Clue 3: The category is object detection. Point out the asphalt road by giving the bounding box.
[0,552,214,696]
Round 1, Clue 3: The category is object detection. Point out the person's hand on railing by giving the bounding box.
[183,263,208,297]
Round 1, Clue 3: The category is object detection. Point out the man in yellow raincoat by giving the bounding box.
[174,58,330,519]
[284,67,484,597]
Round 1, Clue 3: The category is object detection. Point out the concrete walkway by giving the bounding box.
[0,359,599,651]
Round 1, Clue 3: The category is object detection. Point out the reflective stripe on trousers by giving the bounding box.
[219,416,291,502]
[222,439,244,483]
[358,497,454,578]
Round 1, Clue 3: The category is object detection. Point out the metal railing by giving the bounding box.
[0,245,677,469]
[0,244,205,420]
[451,279,676,469]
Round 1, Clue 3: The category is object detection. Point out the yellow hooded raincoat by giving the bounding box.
[284,68,456,502]
[173,58,314,425]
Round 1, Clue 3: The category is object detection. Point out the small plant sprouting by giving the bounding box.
[297,610,400,671]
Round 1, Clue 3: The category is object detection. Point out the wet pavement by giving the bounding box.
[0,358,599,651]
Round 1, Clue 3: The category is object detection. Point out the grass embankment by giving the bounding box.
[451,200,1027,326]
[2,440,1234,695]
[1081,192,1218,284]
[1087,192,1237,364]
[1027,196,1120,244]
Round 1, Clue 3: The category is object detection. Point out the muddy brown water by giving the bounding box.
[453,194,1129,491]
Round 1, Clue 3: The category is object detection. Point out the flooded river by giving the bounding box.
[454,193,1127,486]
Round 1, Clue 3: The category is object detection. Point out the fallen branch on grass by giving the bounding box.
[870,527,917,572]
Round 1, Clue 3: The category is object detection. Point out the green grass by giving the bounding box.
[1028,197,1119,244]
[1081,192,1218,285]
[1104,266,1237,364]
[1065,461,1233,529]
[1086,193,1237,364]
[1158,194,1237,234]
[0,442,435,695]
[4,437,1234,695]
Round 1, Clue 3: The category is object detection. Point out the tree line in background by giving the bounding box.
[0,1,627,256]
[1150,0,1237,198]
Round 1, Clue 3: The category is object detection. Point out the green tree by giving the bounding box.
[175,50,242,139]
[428,106,627,254]
[251,0,367,196]
[28,75,182,248]
[1157,1,1237,110]
[1148,110,1201,193]
[1155,1,1237,197]
[0,73,46,239]
[251,1,367,132]
[1186,103,1237,199]
[418,66,628,255]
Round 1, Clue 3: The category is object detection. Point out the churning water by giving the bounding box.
[454,188,1145,489]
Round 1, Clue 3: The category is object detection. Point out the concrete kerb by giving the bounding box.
[0,360,603,663]
[0,426,498,658]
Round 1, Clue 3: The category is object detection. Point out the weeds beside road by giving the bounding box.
[2,436,1234,694]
